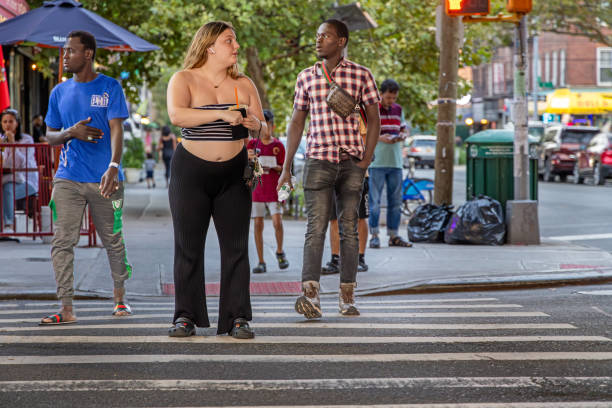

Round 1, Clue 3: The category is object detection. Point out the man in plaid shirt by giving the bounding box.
[278,19,381,319]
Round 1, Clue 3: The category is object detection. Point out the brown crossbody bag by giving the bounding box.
[321,62,358,119]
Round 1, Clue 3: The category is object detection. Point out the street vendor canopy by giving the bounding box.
[546,88,612,115]
[0,0,158,51]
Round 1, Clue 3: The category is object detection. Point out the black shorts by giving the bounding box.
[330,177,369,221]
[146,170,154,179]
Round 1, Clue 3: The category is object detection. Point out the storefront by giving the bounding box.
[545,88,612,127]
[0,1,54,134]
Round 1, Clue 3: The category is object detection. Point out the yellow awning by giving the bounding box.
[545,88,612,115]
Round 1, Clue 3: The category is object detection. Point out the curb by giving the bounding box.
[357,268,612,296]
[2,268,611,300]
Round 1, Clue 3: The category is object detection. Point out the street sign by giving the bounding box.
[445,0,490,16]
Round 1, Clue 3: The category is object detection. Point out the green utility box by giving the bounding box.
[465,129,538,209]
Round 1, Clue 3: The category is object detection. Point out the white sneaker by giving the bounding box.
[339,282,360,316]
[295,280,322,319]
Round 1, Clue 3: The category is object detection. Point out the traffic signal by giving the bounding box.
[445,0,490,16]
[506,0,532,13]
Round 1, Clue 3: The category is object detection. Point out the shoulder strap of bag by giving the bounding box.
[320,62,334,86]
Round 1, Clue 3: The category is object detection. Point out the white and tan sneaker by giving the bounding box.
[339,282,360,316]
[295,280,322,319]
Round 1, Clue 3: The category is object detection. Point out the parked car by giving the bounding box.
[403,135,436,168]
[527,121,547,143]
[573,132,612,185]
[537,125,600,182]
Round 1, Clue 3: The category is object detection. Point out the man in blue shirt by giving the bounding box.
[40,31,132,325]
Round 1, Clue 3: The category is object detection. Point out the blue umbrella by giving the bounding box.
[0,0,159,52]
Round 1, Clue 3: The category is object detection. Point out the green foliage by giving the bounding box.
[27,0,210,102]
[122,137,145,169]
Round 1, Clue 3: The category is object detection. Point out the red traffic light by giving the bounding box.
[445,0,490,16]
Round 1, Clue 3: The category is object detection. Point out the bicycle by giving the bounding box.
[401,157,434,217]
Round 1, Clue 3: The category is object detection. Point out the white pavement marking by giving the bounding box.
[0,311,549,324]
[0,335,607,345]
[1,304,524,315]
[22,298,501,307]
[0,322,578,332]
[0,304,18,308]
[2,352,611,365]
[0,377,610,392]
[128,404,612,408]
[548,232,612,241]
[578,290,612,295]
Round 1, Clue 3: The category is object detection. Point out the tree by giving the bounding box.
[27,0,210,101]
[533,0,612,47]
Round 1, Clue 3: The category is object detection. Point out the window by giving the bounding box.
[544,53,550,82]
[559,50,566,87]
[597,48,612,85]
[552,51,558,86]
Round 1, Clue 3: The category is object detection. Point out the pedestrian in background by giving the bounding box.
[248,109,289,274]
[368,79,412,249]
[1,108,38,233]
[31,113,47,143]
[144,152,156,189]
[279,19,381,319]
[157,125,176,188]
[41,31,132,325]
[166,21,266,339]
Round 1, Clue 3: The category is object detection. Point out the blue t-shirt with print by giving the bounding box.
[45,74,129,183]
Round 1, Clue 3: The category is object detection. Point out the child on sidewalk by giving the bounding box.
[144,152,156,189]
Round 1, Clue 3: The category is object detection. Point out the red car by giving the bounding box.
[573,132,612,185]
[537,125,600,182]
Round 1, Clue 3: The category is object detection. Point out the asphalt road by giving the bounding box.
[0,283,610,407]
[413,167,612,253]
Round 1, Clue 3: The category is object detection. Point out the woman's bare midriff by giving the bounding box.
[182,139,244,162]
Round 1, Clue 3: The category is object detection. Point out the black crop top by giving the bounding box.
[181,104,248,141]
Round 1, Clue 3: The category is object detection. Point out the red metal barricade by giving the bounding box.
[0,143,97,246]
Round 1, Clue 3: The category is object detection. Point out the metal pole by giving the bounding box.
[513,16,529,200]
[532,35,539,121]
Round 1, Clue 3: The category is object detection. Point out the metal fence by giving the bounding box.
[0,143,97,246]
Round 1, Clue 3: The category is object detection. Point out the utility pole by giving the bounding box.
[506,15,540,244]
[434,0,461,206]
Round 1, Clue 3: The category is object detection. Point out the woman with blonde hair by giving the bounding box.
[166,21,266,339]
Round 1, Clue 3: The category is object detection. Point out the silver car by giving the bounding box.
[403,135,436,168]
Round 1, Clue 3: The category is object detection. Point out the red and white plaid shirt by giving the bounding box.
[293,58,380,163]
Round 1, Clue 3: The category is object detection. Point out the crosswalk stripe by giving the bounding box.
[0,377,610,392]
[0,304,524,315]
[0,322,577,332]
[0,335,607,344]
[2,352,611,364]
[134,404,612,408]
[21,298,501,307]
[0,311,549,324]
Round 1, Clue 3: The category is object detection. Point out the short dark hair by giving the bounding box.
[380,79,400,94]
[161,125,171,136]
[67,31,97,60]
[263,109,274,124]
[323,19,349,47]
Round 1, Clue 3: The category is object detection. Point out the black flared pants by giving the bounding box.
[169,144,252,334]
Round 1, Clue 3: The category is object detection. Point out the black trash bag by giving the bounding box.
[444,195,506,245]
[408,204,454,243]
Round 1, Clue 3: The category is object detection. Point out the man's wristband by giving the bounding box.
[108,162,119,169]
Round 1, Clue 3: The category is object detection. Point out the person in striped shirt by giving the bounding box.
[368,79,412,249]
[278,19,381,319]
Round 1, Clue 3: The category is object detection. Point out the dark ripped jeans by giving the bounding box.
[301,157,366,284]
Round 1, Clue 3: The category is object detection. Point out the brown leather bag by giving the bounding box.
[321,63,357,119]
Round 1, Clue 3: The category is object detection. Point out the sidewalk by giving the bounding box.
[1,173,612,299]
